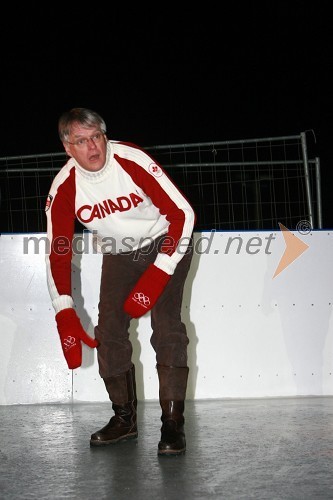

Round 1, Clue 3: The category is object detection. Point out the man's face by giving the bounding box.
[63,123,107,172]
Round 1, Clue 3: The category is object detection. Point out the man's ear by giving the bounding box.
[63,143,72,157]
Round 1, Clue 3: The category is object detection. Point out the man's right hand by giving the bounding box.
[55,308,99,369]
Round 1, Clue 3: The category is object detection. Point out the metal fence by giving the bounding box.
[0,132,321,233]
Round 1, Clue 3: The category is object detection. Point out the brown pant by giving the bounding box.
[95,235,193,379]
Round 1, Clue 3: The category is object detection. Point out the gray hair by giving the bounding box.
[58,108,107,142]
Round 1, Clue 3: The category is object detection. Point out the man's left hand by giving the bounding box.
[123,264,171,318]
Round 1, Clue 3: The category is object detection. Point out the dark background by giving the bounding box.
[1,3,332,226]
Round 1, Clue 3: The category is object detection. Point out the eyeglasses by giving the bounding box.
[67,132,105,148]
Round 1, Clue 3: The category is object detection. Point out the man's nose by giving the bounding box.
[87,137,98,149]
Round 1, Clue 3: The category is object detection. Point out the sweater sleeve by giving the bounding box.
[115,144,196,274]
[45,166,76,313]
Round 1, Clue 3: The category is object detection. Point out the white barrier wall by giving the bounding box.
[1,230,333,405]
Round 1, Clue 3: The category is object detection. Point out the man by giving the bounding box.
[45,108,195,455]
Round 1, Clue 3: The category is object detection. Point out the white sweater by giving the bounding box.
[45,140,195,313]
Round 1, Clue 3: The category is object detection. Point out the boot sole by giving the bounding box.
[158,448,186,456]
[90,432,138,446]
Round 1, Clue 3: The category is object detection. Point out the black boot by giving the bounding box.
[156,364,189,456]
[90,364,138,446]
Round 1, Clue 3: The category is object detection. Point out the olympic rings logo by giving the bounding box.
[134,292,150,307]
[63,335,76,351]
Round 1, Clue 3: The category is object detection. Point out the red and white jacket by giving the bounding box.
[45,140,196,313]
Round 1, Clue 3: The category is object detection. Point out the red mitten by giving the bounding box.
[55,308,99,369]
[123,264,171,318]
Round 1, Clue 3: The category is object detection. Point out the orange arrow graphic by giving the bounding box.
[273,223,310,278]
